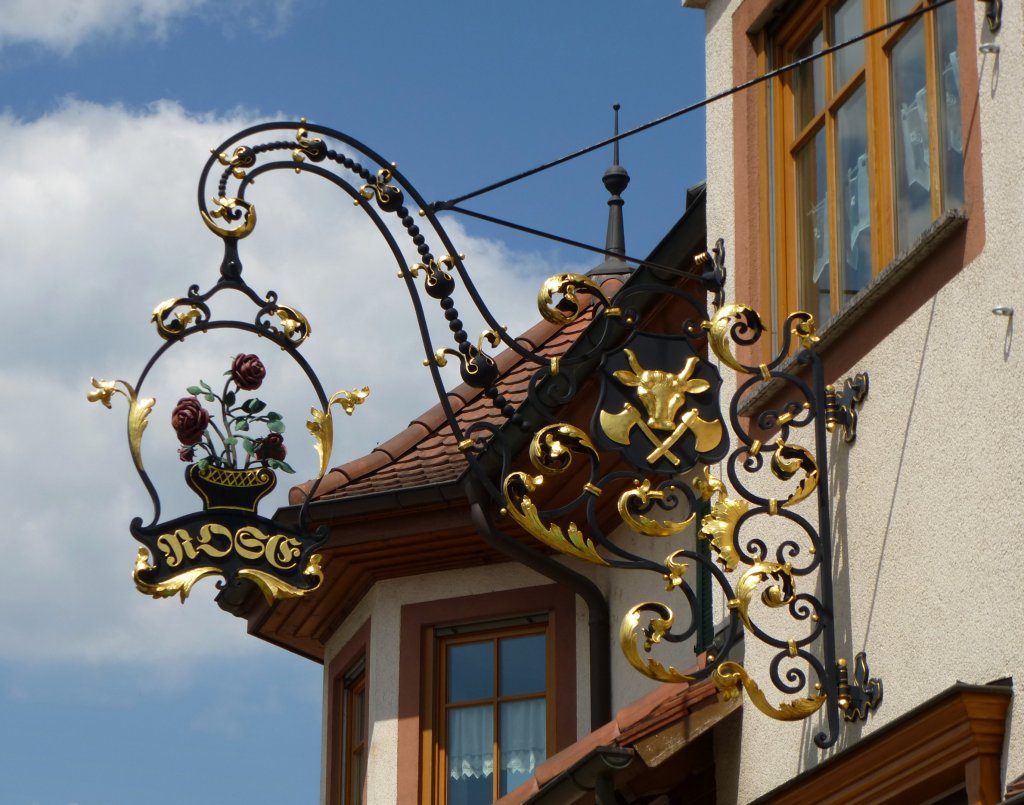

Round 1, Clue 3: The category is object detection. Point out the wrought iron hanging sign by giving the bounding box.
[91,121,879,748]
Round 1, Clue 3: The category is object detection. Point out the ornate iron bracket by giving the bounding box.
[91,121,880,748]
[978,0,1002,33]
[824,372,869,443]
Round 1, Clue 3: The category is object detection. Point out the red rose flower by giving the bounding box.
[257,433,287,461]
[231,353,266,391]
[171,397,211,445]
[178,446,195,462]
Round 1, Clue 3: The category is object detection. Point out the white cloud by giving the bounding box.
[0,99,584,668]
[0,0,293,54]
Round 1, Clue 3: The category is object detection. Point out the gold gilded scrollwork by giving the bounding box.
[257,303,311,346]
[619,479,694,537]
[537,273,616,325]
[695,468,747,572]
[620,604,695,683]
[769,440,819,508]
[87,378,154,474]
[713,661,826,721]
[239,553,324,604]
[306,387,371,479]
[293,126,326,170]
[406,255,457,291]
[529,423,598,473]
[151,297,202,340]
[703,303,762,374]
[503,472,607,565]
[201,196,256,239]
[729,561,795,634]
[789,313,819,349]
[133,548,220,603]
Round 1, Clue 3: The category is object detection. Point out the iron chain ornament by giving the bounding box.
[90,121,878,748]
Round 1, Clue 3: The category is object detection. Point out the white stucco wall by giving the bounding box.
[697,0,1024,801]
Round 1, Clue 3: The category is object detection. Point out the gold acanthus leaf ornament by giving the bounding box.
[537,273,617,325]
[306,387,371,479]
[239,553,324,604]
[769,439,819,509]
[620,604,695,683]
[87,378,154,475]
[729,561,795,635]
[694,468,748,572]
[713,661,826,721]
[502,472,607,565]
[133,548,220,603]
[619,479,694,537]
[529,423,599,474]
[703,303,763,373]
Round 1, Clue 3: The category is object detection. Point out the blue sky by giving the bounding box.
[0,2,706,803]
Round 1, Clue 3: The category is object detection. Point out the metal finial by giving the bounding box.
[613,104,621,167]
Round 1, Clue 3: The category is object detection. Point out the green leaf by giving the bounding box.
[243,398,267,414]
[242,438,255,454]
[277,461,295,474]
[267,411,282,421]
[224,436,238,446]
[235,420,249,431]
[186,385,202,395]
[203,394,215,402]
[267,419,285,433]
[197,458,210,471]
[224,390,236,407]
[200,380,211,391]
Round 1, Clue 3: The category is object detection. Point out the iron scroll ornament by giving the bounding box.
[90,121,878,748]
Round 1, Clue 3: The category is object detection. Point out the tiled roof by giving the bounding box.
[289,279,620,505]
[495,655,733,804]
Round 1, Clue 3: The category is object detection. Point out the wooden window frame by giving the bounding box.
[326,619,370,805]
[396,585,578,805]
[730,0,984,381]
[433,619,554,803]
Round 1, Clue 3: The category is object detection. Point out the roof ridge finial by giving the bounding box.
[590,104,631,277]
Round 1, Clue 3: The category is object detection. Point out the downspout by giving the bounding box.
[464,478,612,730]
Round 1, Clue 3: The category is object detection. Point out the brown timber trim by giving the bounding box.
[731,0,985,380]
[752,682,1012,805]
[325,618,370,805]
[396,584,578,805]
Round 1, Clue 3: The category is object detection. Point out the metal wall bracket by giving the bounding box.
[838,652,884,722]
[978,0,1001,32]
[825,372,869,443]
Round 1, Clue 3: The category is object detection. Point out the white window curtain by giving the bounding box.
[448,700,546,780]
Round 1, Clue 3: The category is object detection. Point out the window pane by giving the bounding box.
[891,20,931,250]
[499,634,546,696]
[448,705,495,805]
[832,0,865,89]
[935,1,964,209]
[889,0,918,19]
[796,128,830,325]
[836,83,871,302]
[500,700,546,796]
[794,28,825,131]
[448,641,494,703]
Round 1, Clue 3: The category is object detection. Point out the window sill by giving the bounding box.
[737,208,967,418]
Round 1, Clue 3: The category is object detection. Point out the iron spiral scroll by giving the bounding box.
[93,121,878,747]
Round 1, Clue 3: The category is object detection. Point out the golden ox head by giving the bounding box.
[614,348,711,431]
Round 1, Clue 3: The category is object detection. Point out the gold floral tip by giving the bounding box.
[357,166,403,211]
[217,145,256,179]
[789,312,819,348]
[259,304,311,346]
[88,378,154,473]
[620,604,695,683]
[201,196,256,239]
[729,561,795,633]
[769,440,819,508]
[537,273,615,325]
[704,303,764,374]
[713,661,826,721]
[305,387,370,478]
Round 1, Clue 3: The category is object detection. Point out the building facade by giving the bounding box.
[224,1,1024,802]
